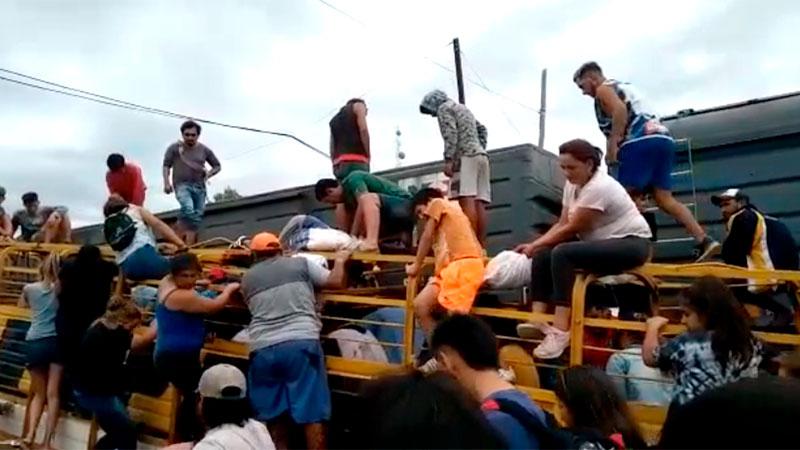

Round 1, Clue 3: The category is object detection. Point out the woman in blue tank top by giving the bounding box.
[154,253,240,443]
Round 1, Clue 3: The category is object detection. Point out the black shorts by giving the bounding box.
[26,336,61,368]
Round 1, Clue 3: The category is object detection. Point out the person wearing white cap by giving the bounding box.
[193,364,275,450]
[712,188,799,328]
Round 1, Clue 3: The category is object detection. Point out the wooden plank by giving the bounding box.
[128,408,171,433]
[642,262,800,282]
[129,394,174,415]
[471,307,555,322]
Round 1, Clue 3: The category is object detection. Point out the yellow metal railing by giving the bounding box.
[2,241,800,444]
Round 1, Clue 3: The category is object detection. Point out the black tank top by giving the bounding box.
[329,103,367,162]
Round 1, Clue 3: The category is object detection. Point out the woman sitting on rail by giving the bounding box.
[103,195,187,281]
[19,253,62,449]
[154,253,240,443]
[643,276,762,406]
[514,139,652,359]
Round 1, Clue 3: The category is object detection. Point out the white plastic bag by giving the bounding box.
[306,228,358,251]
[483,250,532,289]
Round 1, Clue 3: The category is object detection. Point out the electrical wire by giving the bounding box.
[0,69,328,159]
[314,0,539,112]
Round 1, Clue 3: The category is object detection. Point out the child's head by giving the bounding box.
[681,276,754,368]
[170,253,203,289]
[680,276,748,333]
[314,179,343,204]
[411,187,445,219]
[102,296,143,330]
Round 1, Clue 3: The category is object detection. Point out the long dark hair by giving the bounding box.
[681,276,755,369]
[555,366,646,449]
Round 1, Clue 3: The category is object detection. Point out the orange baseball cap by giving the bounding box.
[250,232,281,252]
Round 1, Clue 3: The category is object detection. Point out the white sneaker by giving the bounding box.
[418,358,439,374]
[516,322,548,339]
[533,327,570,359]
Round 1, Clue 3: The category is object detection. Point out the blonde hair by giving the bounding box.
[39,253,61,290]
[98,296,142,329]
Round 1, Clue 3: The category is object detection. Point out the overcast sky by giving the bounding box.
[1,0,798,226]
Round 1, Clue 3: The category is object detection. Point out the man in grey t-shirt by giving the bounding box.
[241,232,350,450]
[162,120,222,245]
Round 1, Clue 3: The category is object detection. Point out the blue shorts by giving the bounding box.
[120,245,171,281]
[616,135,676,192]
[25,336,61,368]
[249,339,330,424]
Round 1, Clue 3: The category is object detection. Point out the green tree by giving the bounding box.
[213,186,243,203]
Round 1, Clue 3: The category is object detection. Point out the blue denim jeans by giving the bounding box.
[175,182,206,230]
[74,390,137,449]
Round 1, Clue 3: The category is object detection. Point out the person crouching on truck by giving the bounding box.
[241,232,351,450]
[315,171,414,252]
[405,188,485,347]
[514,139,652,360]
[12,192,72,243]
[420,89,491,247]
[711,188,799,329]
[103,195,187,281]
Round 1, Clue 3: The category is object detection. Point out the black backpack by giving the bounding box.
[104,208,137,251]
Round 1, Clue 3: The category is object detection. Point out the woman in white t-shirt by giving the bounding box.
[514,139,652,359]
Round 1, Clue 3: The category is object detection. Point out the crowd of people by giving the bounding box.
[5,60,800,450]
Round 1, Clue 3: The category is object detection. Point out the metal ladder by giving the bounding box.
[645,138,699,245]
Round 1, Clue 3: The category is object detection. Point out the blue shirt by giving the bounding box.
[656,331,761,405]
[606,345,672,405]
[361,307,424,364]
[23,281,58,341]
[484,389,546,450]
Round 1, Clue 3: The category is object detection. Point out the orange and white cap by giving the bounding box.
[250,232,281,252]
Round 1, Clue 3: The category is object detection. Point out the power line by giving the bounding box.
[459,52,524,138]
[314,0,538,112]
[0,68,328,159]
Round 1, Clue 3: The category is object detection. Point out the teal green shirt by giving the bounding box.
[341,171,410,209]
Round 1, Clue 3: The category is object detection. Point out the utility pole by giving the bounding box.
[453,38,466,104]
[538,68,547,149]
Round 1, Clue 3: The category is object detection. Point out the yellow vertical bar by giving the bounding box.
[569,273,591,366]
[403,275,419,367]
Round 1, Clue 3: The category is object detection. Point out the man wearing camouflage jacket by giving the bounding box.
[420,90,490,247]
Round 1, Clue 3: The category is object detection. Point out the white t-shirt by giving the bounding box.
[193,419,276,450]
[562,171,652,242]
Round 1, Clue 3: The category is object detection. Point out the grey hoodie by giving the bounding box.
[420,90,488,159]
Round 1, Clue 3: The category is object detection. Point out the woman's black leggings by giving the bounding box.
[530,237,651,307]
